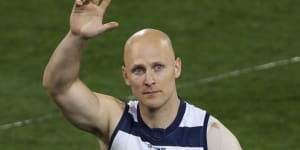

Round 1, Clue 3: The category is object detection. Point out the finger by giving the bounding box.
[91,0,100,4]
[99,0,111,11]
[75,0,83,6]
[76,0,98,5]
[101,22,119,32]
[75,0,90,6]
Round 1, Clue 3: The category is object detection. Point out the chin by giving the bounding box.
[139,96,165,110]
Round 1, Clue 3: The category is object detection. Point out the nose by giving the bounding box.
[144,71,155,86]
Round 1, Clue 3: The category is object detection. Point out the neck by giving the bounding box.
[139,96,180,129]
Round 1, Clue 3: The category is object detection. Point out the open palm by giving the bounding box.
[70,0,118,38]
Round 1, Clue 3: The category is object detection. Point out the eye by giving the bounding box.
[132,66,146,75]
[153,63,165,72]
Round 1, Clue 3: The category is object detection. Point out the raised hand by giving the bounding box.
[70,0,119,39]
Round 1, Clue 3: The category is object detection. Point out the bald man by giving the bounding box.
[43,0,242,149]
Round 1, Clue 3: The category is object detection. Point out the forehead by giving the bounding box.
[124,40,174,67]
[123,29,175,67]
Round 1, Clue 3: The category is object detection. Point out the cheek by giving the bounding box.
[157,70,176,84]
[128,76,143,87]
[129,78,144,97]
[165,67,177,78]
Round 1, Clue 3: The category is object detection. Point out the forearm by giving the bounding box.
[43,32,88,95]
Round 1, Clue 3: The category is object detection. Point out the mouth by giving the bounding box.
[143,90,161,95]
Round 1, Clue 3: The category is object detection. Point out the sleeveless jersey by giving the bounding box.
[108,99,210,150]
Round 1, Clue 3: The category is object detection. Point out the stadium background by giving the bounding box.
[0,0,299,149]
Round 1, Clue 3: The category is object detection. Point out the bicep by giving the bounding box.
[51,79,114,134]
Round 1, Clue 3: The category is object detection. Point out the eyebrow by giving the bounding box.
[152,61,164,65]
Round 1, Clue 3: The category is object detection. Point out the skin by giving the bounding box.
[122,29,182,128]
[43,0,242,149]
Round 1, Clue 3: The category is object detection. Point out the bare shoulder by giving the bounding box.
[93,93,126,123]
[207,116,242,150]
[93,93,126,138]
[94,93,126,110]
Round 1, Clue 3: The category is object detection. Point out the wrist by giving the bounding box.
[66,31,89,45]
[62,31,89,49]
[67,31,90,42]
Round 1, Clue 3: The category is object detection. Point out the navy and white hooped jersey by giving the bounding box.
[108,99,210,150]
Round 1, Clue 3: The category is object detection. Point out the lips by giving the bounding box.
[143,90,161,95]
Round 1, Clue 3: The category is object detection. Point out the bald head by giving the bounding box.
[123,29,175,66]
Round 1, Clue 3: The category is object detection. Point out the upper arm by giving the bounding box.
[50,79,124,138]
[207,116,242,150]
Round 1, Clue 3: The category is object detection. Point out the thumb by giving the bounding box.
[102,22,119,31]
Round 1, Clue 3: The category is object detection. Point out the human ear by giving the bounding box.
[174,57,182,78]
[122,66,131,86]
